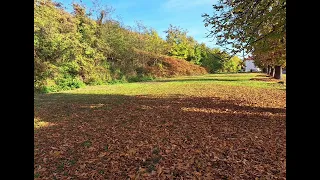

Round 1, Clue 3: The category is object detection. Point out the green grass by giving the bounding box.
[282,74,286,82]
[50,73,285,97]
[34,117,52,129]
[34,73,285,111]
[82,140,92,147]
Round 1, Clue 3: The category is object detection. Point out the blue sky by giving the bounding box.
[55,0,219,48]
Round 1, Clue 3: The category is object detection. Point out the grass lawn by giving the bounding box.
[34,73,286,179]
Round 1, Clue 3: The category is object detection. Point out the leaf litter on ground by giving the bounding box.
[34,73,286,179]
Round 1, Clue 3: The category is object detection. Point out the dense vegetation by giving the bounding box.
[203,0,286,79]
[34,0,243,93]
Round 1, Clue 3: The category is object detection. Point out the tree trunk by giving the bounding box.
[267,65,271,75]
[262,67,267,73]
[274,65,282,79]
[270,67,275,77]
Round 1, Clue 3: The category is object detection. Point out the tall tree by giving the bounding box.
[202,0,286,79]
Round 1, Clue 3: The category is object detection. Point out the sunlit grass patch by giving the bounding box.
[181,107,285,117]
[34,117,53,129]
[56,73,284,97]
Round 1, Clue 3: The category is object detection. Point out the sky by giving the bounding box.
[54,0,220,49]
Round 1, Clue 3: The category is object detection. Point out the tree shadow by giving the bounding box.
[34,93,286,179]
[153,78,245,83]
[255,74,270,77]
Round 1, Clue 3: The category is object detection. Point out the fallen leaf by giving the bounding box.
[157,166,163,177]
[98,152,107,158]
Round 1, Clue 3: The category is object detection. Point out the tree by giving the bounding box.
[144,28,167,55]
[164,25,190,60]
[201,48,231,73]
[202,0,286,79]
[223,56,242,73]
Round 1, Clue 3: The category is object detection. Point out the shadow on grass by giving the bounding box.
[153,78,246,83]
[34,93,286,179]
[250,77,275,82]
[35,93,285,125]
[255,74,270,77]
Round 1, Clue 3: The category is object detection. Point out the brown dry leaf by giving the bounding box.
[119,152,127,157]
[157,166,163,177]
[127,173,136,179]
[80,164,86,169]
[138,168,146,173]
[193,171,202,178]
[98,152,107,158]
[134,173,140,180]
[38,167,47,172]
[86,159,97,163]
[88,147,96,151]
[51,151,61,157]
[127,149,136,156]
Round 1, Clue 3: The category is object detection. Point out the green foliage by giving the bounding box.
[35,0,222,93]
[127,75,154,83]
[201,48,233,73]
[34,0,110,92]
[144,29,167,55]
[222,56,242,73]
[164,25,195,60]
[162,25,241,73]
[82,140,92,147]
[107,79,127,85]
[41,76,85,93]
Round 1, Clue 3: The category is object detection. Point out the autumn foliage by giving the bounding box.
[134,49,208,78]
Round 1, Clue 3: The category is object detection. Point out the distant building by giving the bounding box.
[243,57,260,72]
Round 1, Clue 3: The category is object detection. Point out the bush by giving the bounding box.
[107,80,123,84]
[128,75,154,82]
[135,67,148,76]
[107,75,128,84]
[40,76,85,93]
[55,76,85,90]
[88,80,105,85]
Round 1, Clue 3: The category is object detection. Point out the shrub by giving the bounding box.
[128,75,154,82]
[40,76,85,93]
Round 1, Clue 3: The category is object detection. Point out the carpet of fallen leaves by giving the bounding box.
[34,74,286,179]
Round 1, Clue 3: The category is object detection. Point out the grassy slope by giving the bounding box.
[34,73,286,179]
